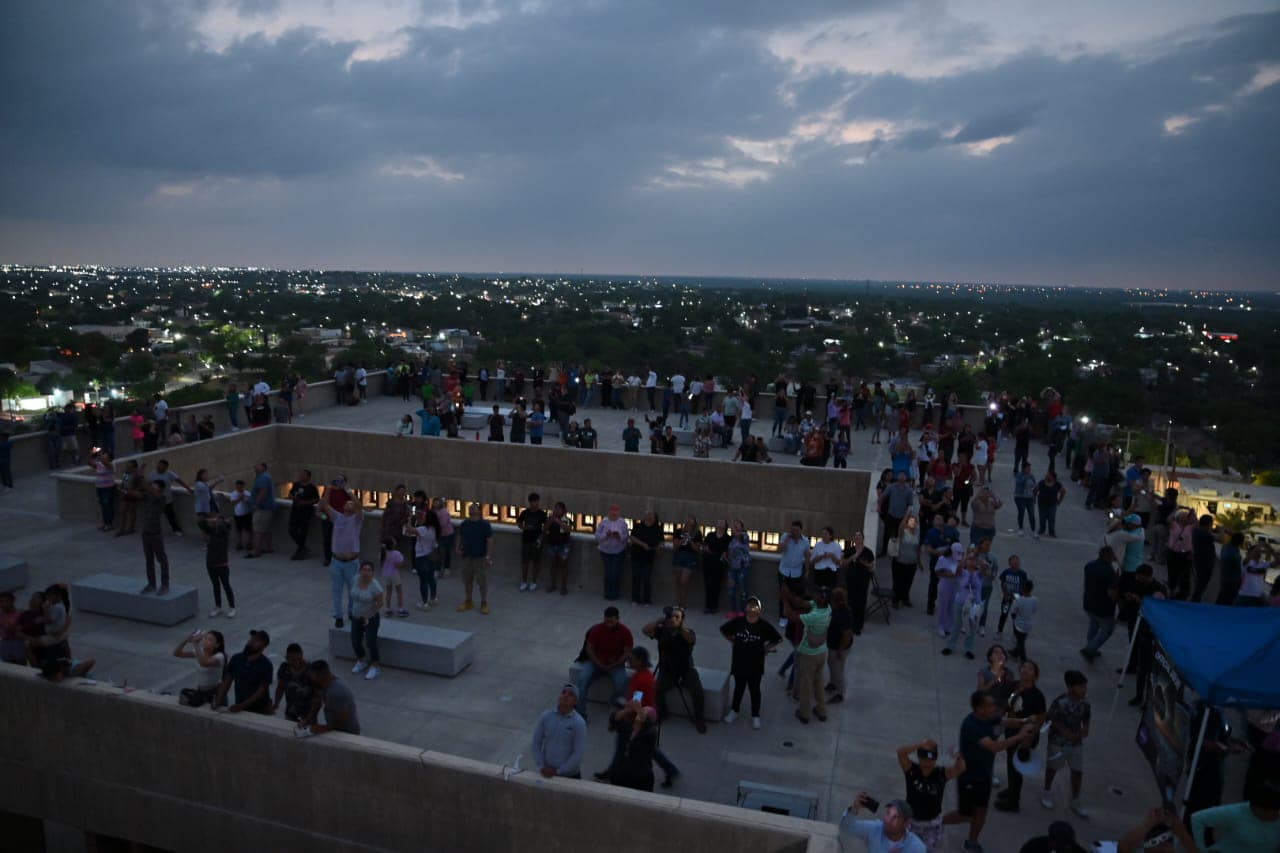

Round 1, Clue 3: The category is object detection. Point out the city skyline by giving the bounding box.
[2,1,1278,290]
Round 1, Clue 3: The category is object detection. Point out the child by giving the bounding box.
[833,436,850,469]
[1008,578,1037,661]
[996,556,1029,638]
[228,479,254,551]
[396,414,414,436]
[1043,670,1091,817]
[381,541,409,617]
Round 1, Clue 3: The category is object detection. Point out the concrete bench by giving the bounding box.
[567,662,730,722]
[0,555,29,593]
[766,436,788,453]
[328,620,473,677]
[672,428,694,446]
[71,573,198,626]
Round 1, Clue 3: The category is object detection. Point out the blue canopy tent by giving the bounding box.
[1131,599,1280,807]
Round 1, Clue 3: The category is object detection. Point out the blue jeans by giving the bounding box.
[1084,613,1115,654]
[330,558,358,619]
[96,486,116,527]
[728,566,749,613]
[772,407,787,436]
[678,400,690,428]
[739,419,752,443]
[601,551,625,600]
[228,407,238,428]
[946,596,977,653]
[438,533,455,570]
[631,553,653,604]
[100,426,115,457]
[1014,497,1035,530]
[576,662,630,720]
[970,526,995,547]
[977,580,995,627]
[414,553,437,603]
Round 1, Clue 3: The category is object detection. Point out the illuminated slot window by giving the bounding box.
[580,514,597,530]
[503,505,520,522]
[450,499,465,516]
[761,532,781,553]
[485,504,501,521]
[662,522,676,538]
[747,531,763,551]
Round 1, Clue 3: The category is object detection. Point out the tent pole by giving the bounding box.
[1179,706,1211,815]
[1106,611,1143,733]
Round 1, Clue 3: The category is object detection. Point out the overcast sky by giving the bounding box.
[1,1,1277,289]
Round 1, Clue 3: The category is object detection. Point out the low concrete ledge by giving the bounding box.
[71,572,198,626]
[0,554,29,593]
[327,620,474,677]
[568,662,731,722]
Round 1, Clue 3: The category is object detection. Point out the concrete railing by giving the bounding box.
[0,664,840,852]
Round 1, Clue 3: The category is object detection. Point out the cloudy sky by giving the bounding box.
[2,1,1278,289]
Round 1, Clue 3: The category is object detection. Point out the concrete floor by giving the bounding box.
[3,392,1224,850]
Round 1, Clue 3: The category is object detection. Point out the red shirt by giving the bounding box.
[586,623,634,668]
[628,668,656,707]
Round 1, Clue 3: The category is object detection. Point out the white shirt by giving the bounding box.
[645,371,657,388]
[496,368,506,380]
[740,399,753,420]
[355,368,368,385]
[811,540,842,571]
[253,381,270,397]
[690,379,703,395]
[154,399,169,420]
[670,373,686,393]
[229,489,252,517]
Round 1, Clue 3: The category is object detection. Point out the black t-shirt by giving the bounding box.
[1006,685,1047,750]
[517,508,547,544]
[904,763,947,821]
[1036,480,1064,506]
[545,514,573,547]
[703,532,731,571]
[275,661,314,722]
[289,482,319,515]
[655,625,695,676]
[205,520,231,566]
[631,520,663,554]
[226,652,273,712]
[720,616,782,674]
[1082,558,1118,617]
[826,607,853,650]
[579,427,598,448]
[1191,526,1216,568]
[488,413,505,439]
[509,410,526,438]
[959,712,1001,781]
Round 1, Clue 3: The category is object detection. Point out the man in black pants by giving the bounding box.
[643,607,707,734]
[1189,514,1217,603]
[287,469,319,560]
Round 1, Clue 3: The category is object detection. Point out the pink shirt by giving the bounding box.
[436,507,454,536]
[1167,518,1194,554]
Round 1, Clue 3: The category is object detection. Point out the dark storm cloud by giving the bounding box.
[0,1,1276,288]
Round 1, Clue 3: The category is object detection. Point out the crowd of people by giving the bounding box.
[10,366,1280,853]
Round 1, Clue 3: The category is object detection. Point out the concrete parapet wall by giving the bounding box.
[0,664,838,853]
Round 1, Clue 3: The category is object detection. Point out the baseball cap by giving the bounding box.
[249,629,271,646]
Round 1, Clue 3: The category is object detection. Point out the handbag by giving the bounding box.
[887,537,900,558]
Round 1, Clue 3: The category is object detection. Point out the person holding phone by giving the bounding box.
[839,792,925,852]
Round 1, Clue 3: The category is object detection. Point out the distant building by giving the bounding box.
[70,324,147,341]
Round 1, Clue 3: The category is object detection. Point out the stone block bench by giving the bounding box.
[0,555,29,593]
[328,621,473,677]
[71,573,198,626]
[568,662,730,722]
[766,436,789,453]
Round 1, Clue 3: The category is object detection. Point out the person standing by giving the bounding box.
[318,493,363,628]
[719,596,781,729]
[839,793,926,853]
[1190,514,1218,603]
[1165,509,1195,600]
[644,607,707,733]
[456,503,493,614]
[434,497,456,579]
[594,504,629,602]
[629,510,662,606]
[701,519,731,615]
[1013,463,1037,537]
[287,469,320,560]
[405,508,440,610]
[787,587,832,725]
[516,492,547,592]
[1216,532,1245,606]
[148,459,189,536]
[897,739,964,852]
[200,511,236,618]
[1079,546,1119,662]
[942,553,983,659]
[892,514,921,608]
[348,561,384,681]
[1041,670,1092,817]
[1189,785,1280,853]
[724,519,752,616]
[1032,471,1066,539]
[91,450,116,531]
[244,462,275,559]
[969,486,1002,548]
[841,531,875,635]
[532,684,587,779]
[993,660,1046,813]
[544,502,574,596]
[138,479,171,594]
[826,587,855,705]
[942,690,1037,853]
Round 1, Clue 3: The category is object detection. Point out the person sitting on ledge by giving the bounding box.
[301,659,361,736]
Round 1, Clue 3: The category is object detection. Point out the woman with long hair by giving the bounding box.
[725,520,752,617]
[433,497,455,579]
[719,595,782,729]
[406,508,441,610]
[892,512,921,608]
[349,560,385,681]
[672,515,703,610]
[174,628,226,707]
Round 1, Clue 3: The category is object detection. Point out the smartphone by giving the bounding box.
[862,796,880,812]
[632,691,644,703]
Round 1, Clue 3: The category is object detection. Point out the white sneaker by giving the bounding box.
[208,608,222,618]
[417,601,430,610]
[751,717,762,730]
[528,582,538,592]
[1041,793,1054,809]
[723,711,738,723]
[992,775,1001,787]
[1070,800,1089,819]
[519,582,528,591]
[352,661,369,675]
[364,666,381,681]
[226,608,236,618]
[1017,529,1025,538]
